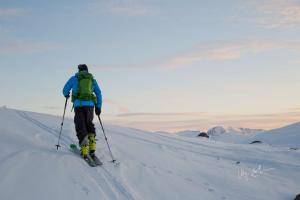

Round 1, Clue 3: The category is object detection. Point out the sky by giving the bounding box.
[0,0,300,132]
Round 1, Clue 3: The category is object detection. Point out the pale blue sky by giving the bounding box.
[1,0,300,131]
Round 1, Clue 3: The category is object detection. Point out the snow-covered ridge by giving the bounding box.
[176,122,300,149]
[0,107,299,200]
[206,126,263,136]
[245,122,300,148]
[207,126,264,143]
[176,126,263,143]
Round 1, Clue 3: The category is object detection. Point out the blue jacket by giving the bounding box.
[63,72,102,109]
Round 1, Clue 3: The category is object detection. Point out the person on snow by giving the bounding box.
[62,64,102,160]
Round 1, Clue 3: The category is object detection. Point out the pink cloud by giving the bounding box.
[119,112,208,116]
[91,40,299,70]
[160,40,278,68]
[106,111,300,132]
[94,41,280,69]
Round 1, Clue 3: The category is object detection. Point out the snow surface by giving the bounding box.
[176,130,201,138]
[245,122,300,148]
[0,107,299,200]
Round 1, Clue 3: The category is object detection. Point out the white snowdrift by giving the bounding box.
[0,107,299,200]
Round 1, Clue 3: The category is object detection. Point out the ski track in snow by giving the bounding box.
[99,127,299,200]
[101,129,226,199]
[0,148,26,167]
[15,110,136,200]
[98,166,137,200]
[16,110,73,146]
[107,128,299,169]
[69,150,137,200]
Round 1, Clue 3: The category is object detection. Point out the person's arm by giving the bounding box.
[93,79,102,109]
[62,76,75,97]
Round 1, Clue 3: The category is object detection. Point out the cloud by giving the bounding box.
[162,41,278,69]
[117,112,205,117]
[0,41,63,55]
[288,107,300,111]
[92,40,285,70]
[104,98,130,113]
[89,0,155,17]
[245,0,300,28]
[109,4,154,16]
[0,8,26,17]
[106,111,300,132]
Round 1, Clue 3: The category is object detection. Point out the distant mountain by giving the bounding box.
[207,126,263,143]
[207,126,263,136]
[207,126,226,136]
[176,122,300,149]
[176,126,263,143]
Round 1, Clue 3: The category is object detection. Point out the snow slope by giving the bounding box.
[245,122,300,148]
[176,130,201,138]
[0,107,299,200]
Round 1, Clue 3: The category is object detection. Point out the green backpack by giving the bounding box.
[72,71,97,105]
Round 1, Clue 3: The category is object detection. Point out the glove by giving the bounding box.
[95,107,101,116]
[65,94,70,99]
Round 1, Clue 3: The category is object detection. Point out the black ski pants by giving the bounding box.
[74,106,96,145]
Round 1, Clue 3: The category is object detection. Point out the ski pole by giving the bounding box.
[56,97,68,150]
[97,115,116,163]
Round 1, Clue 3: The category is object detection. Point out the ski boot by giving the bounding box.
[88,133,97,156]
[88,133,102,166]
[80,136,89,159]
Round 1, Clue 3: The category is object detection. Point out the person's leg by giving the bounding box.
[86,107,96,155]
[74,107,89,156]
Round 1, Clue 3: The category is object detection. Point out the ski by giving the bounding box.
[90,154,103,166]
[69,144,97,167]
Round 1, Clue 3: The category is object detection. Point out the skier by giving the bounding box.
[62,64,102,160]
